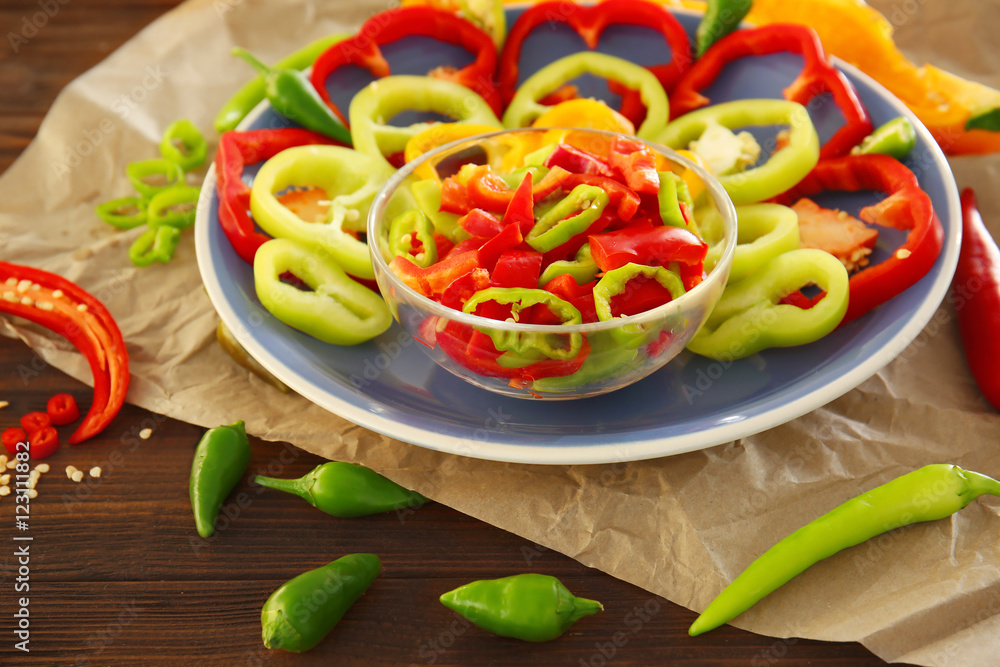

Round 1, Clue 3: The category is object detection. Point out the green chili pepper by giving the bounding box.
[462,287,583,361]
[147,185,200,230]
[159,119,207,172]
[686,248,849,360]
[657,170,694,229]
[525,184,609,253]
[95,196,148,230]
[702,203,801,282]
[538,243,598,287]
[410,179,466,241]
[253,462,427,517]
[656,99,820,205]
[126,159,185,201]
[128,225,182,267]
[594,263,685,348]
[689,464,1000,636]
[440,573,603,642]
[253,238,392,346]
[503,51,670,140]
[232,47,352,145]
[851,116,917,160]
[189,420,251,539]
[388,209,437,268]
[262,553,381,652]
[695,0,753,58]
[215,33,350,134]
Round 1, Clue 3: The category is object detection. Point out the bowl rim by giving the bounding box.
[366,126,738,334]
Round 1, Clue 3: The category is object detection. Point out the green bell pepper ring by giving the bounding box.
[388,209,437,268]
[253,238,392,345]
[851,115,917,160]
[525,184,609,253]
[159,119,207,172]
[189,420,251,539]
[440,573,603,642]
[594,263,686,348]
[232,47,352,145]
[656,99,820,204]
[126,158,185,201]
[657,170,694,229]
[253,461,427,517]
[503,52,670,140]
[262,553,381,652]
[538,243,598,287]
[128,225,182,267]
[147,185,200,230]
[250,145,395,280]
[702,203,801,282]
[462,287,583,361]
[687,248,849,360]
[349,75,502,170]
[95,196,147,230]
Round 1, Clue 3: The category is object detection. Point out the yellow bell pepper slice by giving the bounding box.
[404,123,504,180]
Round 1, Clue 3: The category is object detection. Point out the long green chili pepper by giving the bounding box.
[440,573,603,642]
[689,464,1000,636]
[189,420,251,538]
[215,33,350,133]
[253,462,427,517]
[695,0,753,58]
[262,553,381,652]
[231,47,352,145]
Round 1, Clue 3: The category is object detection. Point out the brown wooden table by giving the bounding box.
[0,1,903,664]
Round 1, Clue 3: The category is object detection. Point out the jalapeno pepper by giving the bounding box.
[657,99,820,205]
[189,420,251,539]
[94,197,148,230]
[254,238,392,346]
[440,573,603,642]
[126,159,185,201]
[503,52,670,140]
[159,119,207,171]
[310,6,502,121]
[0,262,129,444]
[128,225,182,267]
[670,23,872,159]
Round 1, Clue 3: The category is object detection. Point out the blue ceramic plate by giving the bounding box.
[195,6,960,464]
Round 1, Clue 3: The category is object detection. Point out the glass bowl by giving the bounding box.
[368,128,737,400]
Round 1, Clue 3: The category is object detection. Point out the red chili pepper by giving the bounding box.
[20,411,50,435]
[498,0,692,105]
[2,427,27,456]
[589,226,708,274]
[953,188,1000,410]
[670,24,872,159]
[47,393,81,426]
[773,154,943,324]
[0,262,129,444]
[309,7,502,121]
[215,128,341,265]
[28,426,59,460]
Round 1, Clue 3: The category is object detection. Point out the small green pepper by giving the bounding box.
[526,184,609,253]
[262,553,381,652]
[94,196,148,230]
[695,0,753,57]
[147,185,200,230]
[388,209,437,268]
[440,573,603,642]
[231,47,352,145]
[253,462,427,517]
[159,119,207,172]
[538,243,598,287]
[189,420,251,538]
[126,159,185,201]
[128,225,182,267]
[851,116,917,160]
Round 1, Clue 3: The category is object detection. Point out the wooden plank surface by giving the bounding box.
[0,1,903,664]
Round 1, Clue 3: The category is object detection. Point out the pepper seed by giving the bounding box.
[0,486,9,497]
[71,470,84,483]
[34,463,49,473]
[0,400,8,409]
[27,489,38,499]
[0,474,9,485]
[51,289,63,299]
[139,428,153,440]
[65,465,78,479]
[89,467,102,478]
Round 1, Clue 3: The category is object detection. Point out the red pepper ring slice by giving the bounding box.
[772,154,943,325]
[670,23,872,159]
[498,0,692,105]
[0,262,129,444]
[309,6,502,122]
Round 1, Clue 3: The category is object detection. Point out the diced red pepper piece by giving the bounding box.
[491,250,543,289]
[543,275,600,323]
[608,273,677,317]
[445,236,489,259]
[434,233,455,259]
[504,172,536,235]
[47,393,81,426]
[440,177,478,215]
[477,223,525,273]
[608,136,660,195]
[459,208,505,238]
[437,321,590,381]
[390,250,481,299]
[440,267,491,311]
[544,143,614,178]
[589,226,708,273]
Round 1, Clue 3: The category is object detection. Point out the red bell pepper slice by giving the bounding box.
[309,7,502,122]
[504,172,536,235]
[215,128,341,265]
[498,0,692,105]
[390,250,481,299]
[440,177,478,215]
[461,165,570,214]
[607,136,660,195]
[773,154,943,324]
[544,143,614,178]
[589,226,708,274]
[0,262,130,444]
[477,222,525,272]
[669,24,873,159]
[543,274,599,323]
[561,173,640,221]
[440,267,491,311]
[491,250,543,289]
[459,208,505,238]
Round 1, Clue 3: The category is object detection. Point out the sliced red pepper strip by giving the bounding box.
[389,250,481,299]
[498,0,692,105]
[215,128,341,265]
[0,262,130,445]
[492,250,543,289]
[589,226,708,273]
[459,208,505,238]
[772,154,943,324]
[477,222,525,273]
[462,165,570,214]
[607,135,660,195]
[504,172,537,235]
[670,24,873,159]
[309,7,502,122]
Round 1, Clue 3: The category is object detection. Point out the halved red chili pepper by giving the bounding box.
[47,393,81,426]
[498,0,692,105]
[773,153,943,324]
[28,426,59,460]
[215,128,340,265]
[309,7,502,122]
[2,427,27,456]
[589,226,708,276]
[669,24,872,159]
[20,411,50,435]
[0,262,129,444]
